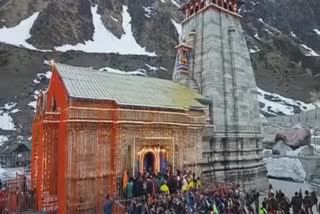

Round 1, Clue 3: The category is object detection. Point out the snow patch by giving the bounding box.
[258,87,316,117]
[110,16,118,22]
[290,31,297,38]
[0,135,8,145]
[249,46,260,53]
[159,0,180,7]
[3,102,17,110]
[171,19,182,39]
[145,64,159,71]
[160,66,168,71]
[264,28,273,35]
[44,60,50,65]
[0,112,16,131]
[253,33,261,40]
[28,101,37,110]
[313,29,320,37]
[56,5,155,56]
[170,0,181,7]
[143,7,155,18]
[264,157,306,182]
[300,44,320,56]
[33,71,52,84]
[11,109,20,114]
[0,13,40,50]
[44,71,52,79]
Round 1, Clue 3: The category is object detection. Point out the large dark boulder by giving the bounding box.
[275,127,311,149]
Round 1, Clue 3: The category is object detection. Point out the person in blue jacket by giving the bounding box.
[103,194,113,214]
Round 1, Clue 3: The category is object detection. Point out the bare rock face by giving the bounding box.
[26,0,94,49]
[128,0,180,57]
[272,141,293,155]
[286,145,315,156]
[97,0,124,39]
[241,0,320,104]
[275,127,311,149]
[0,0,50,28]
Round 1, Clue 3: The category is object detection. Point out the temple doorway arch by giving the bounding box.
[143,152,155,173]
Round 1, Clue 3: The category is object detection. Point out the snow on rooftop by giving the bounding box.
[300,44,320,56]
[313,29,320,36]
[0,13,40,50]
[171,19,182,39]
[258,87,316,116]
[56,5,156,56]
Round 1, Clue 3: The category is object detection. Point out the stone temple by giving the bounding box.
[173,0,267,189]
[30,0,267,212]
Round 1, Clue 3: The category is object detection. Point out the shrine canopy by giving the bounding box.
[53,63,207,110]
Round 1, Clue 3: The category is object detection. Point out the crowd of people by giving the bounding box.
[266,185,318,214]
[103,169,320,214]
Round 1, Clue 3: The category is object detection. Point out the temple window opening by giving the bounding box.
[51,97,56,112]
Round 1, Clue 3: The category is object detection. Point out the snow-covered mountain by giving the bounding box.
[0,0,319,145]
[258,88,317,118]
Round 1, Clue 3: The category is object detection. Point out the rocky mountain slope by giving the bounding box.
[0,0,319,144]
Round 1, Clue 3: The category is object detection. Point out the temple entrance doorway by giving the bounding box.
[143,152,154,173]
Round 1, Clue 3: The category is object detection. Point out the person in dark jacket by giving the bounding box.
[133,174,144,198]
[267,193,278,214]
[311,191,318,209]
[303,191,313,214]
[279,194,291,214]
[291,192,303,214]
[168,175,177,194]
[146,176,154,196]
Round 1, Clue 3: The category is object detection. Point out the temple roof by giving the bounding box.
[53,63,207,110]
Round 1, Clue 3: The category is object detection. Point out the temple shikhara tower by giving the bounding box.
[173,0,267,188]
